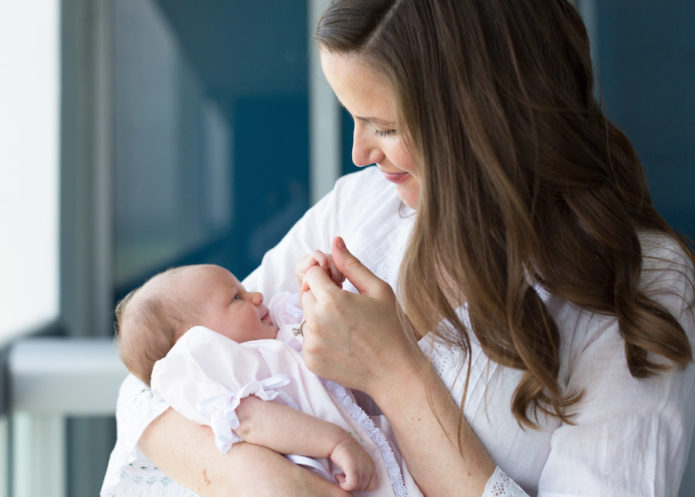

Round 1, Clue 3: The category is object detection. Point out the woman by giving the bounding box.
[102,1,695,496]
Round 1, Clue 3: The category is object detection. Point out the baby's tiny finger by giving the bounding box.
[314,250,329,268]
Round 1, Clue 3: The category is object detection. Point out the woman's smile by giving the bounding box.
[378,167,411,184]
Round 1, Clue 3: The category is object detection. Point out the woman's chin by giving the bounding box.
[396,184,419,209]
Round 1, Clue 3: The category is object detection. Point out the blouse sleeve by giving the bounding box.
[474,234,695,497]
[534,238,695,497]
[150,326,299,454]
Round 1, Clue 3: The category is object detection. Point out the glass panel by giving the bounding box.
[112,0,309,300]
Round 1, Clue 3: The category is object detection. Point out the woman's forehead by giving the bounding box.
[320,49,397,121]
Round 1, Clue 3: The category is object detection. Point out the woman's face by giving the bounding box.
[320,49,420,208]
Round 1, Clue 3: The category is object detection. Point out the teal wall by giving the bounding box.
[596,1,694,241]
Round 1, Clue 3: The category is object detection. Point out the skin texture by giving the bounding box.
[236,396,377,491]
[140,407,352,497]
[171,264,278,343]
[320,49,420,209]
[295,250,345,295]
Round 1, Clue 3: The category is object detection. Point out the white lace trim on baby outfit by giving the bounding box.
[323,378,409,497]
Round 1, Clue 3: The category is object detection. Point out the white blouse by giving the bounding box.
[102,165,695,497]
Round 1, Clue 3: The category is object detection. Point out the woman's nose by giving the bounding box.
[352,124,384,167]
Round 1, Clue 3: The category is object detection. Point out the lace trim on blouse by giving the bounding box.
[482,467,529,497]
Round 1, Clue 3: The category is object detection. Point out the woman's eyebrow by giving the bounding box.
[340,103,395,127]
[355,115,396,126]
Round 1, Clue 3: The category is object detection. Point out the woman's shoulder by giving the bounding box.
[546,231,695,367]
[639,231,693,273]
[638,231,695,311]
[539,231,694,318]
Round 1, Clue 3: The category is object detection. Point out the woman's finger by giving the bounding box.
[303,264,341,300]
[300,284,317,311]
[331,237,386,297]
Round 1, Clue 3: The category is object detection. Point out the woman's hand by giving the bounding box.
[300,236,427,399]
[140,407,354,497]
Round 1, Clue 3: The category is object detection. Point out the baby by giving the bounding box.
[116,260,387,493]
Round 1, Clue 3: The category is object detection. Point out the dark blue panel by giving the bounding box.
[596,0,695,241]
[232,96,309,278]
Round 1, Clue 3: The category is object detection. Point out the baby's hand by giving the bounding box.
[295,250,345,294]
[329,433,377,491]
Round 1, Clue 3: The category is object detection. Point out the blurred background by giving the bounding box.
[0,0,692,496]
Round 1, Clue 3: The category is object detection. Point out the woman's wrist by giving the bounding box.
[373,358,496,497]
[367,342,430,408]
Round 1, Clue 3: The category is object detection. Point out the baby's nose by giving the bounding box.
[248,291,263,305]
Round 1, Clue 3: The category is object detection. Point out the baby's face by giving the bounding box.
[177,265,278,342]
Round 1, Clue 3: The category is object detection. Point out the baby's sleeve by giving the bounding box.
[150,326,298,453]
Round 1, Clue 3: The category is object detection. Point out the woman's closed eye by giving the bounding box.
[375,127,396,138]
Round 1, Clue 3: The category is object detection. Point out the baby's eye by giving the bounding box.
[232,293,242,302]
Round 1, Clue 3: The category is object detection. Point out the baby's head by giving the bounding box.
[115,264,278,385]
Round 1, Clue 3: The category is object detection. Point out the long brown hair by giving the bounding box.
[316,0,694,427]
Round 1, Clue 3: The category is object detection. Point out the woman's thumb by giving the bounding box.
[331,236,378,295]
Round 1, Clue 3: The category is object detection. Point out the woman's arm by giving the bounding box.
[140,407,354,497]
[302,237,496,497]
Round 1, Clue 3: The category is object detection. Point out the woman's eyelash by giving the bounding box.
[375,128,396,137]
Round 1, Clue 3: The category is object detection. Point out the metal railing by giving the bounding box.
[8,338,127,497]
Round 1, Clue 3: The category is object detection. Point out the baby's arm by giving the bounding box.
[236,395,377,491]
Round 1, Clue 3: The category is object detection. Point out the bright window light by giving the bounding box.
[0,1,60,343]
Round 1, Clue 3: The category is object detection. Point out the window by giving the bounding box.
[0,1,60,344]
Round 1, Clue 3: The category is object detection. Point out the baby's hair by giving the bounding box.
[115,267,194,385]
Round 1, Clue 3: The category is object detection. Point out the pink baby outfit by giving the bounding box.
[150,292,422,497]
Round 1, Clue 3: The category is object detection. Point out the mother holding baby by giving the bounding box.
[102,1,695,496]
